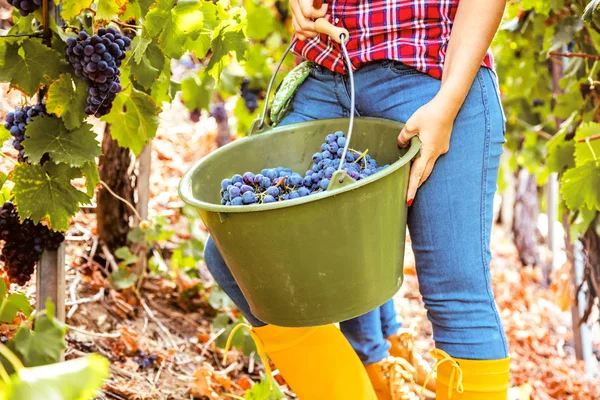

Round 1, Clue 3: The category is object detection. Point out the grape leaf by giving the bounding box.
[8,300,66,367]
[145,0,204,59]
[96,0,129,21]
[207,20,248,81]
[0,123,9,144]
[45,73,88,130]
[101,86,159,155]
[129,30,152,64]
[22,116,101,167]
[80,161,100,197]
[150,62,176,105]
[574,122,600,166]
[0,280,33,323]
[60,0,93,21]
[181,73,214,113]
[130,40,165,89]
[12,162,91,231]
[570,208,597,239]
[0,39,62,96]
[246,1,275,41]
[1,354,109,400]
[244,376,285,400]
[110,266,138,289]
[546,131,575,174]
[561,161,600,211]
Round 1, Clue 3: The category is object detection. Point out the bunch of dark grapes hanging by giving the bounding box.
[65,28,131,117]
[3,104,45,163]
[9,0,41,16]
[0,201,65,286]
[240,78,261,113]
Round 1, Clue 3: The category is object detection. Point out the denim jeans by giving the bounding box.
[204,60,508,362]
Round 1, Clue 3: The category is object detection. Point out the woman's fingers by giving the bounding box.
[397,124,418,148]
[406,152,439,205]
[290,0,319,39]
[300,0,328,19]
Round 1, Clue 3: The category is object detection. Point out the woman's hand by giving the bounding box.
[397,94,458,206]
[289,0,328,41]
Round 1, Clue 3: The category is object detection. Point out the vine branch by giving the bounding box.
[549,51,600,61]
[0,32,43,39]
[577,134,600,143]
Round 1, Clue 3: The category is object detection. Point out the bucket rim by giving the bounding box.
[178,117,421,213]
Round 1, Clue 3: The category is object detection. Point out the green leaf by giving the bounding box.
[12,162,90,231]
[95,0,128,21]
[207,20,248,82]
[145,0,204,59]
[212,314,256,356]
[9,308,67,367]
[570,208,597,239]
[546,132,575,174]
[45,73,88,130]
[80,161,100,197]
[130,40,165,89]
[0,281,33,323]
[0,39,62,96]
[150,62,176,105]
[583,0,600,23]
[115,247,138,265]
[561,161,600,211]
[574,122,600,166]
[101,86,159,156]
[208,286,236,310]
[245,1,275,41]
[110,266,138,290]
[22,116,100,167]
[129,31,152,65]
[148,252,168,275]
[1,354,109,400]
[0,124,9,144]
[60,0,93,21]
[181,73,214,113]
[244,376,285,400]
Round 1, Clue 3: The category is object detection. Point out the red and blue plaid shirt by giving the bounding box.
[292,0,494,80]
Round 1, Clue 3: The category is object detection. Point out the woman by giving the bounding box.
[205,0,509,398]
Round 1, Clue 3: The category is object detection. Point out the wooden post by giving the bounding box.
[136,144,151,221]
[37,245,66,322]
[35,0,66,323]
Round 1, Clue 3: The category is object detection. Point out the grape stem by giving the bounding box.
[548,51,600,61]
[110,19,142,30]
[0,32,43,39]
[0,343,25,372]
[99,180,142,222]
[576,134,600,143]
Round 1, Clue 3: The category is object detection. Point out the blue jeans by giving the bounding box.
[204,60,508,362]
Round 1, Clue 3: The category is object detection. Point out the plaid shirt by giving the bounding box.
[292,0,494,80]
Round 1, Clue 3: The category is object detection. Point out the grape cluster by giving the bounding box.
[3,104,45,163]
[133,350,157,369]
[9,0,41,16]
[240,78,260,113]
[0,201,65,286]
[65,28,130,117]
[219,131,389,206]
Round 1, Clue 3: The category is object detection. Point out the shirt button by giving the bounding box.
[334,17,339,24]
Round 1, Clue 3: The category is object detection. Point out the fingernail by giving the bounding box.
[407,198,414,207]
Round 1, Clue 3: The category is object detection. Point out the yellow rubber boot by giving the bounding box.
[426,349,510,400]
[253,324,378,400]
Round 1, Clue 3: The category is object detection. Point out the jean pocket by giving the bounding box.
[385,60,420,76]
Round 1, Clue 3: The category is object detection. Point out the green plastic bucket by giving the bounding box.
[178,117,420,326]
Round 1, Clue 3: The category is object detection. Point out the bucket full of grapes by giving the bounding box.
[178,23,420,327]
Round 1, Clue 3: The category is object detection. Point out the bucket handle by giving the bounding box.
[254,17,358,187]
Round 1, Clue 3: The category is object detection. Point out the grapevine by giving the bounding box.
[9,0,41,17]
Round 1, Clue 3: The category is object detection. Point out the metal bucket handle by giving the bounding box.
[253,17,358,187]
